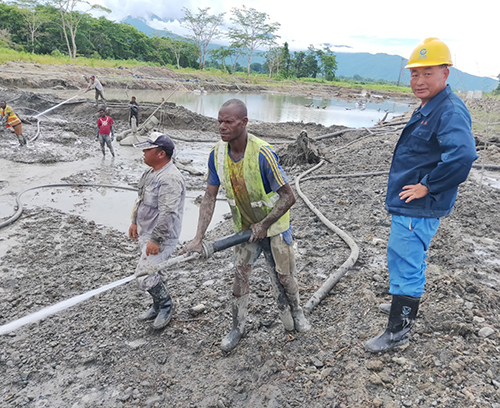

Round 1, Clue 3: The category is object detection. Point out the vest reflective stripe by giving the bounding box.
[251,193,279,208]
[1,106,21,127]
[214,133,289,236]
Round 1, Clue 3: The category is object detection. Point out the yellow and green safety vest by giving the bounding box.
[214,133,289,237]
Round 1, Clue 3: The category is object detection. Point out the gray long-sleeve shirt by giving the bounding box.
[132,161,185,247]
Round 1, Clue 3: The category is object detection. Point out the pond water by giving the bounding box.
[0,141,228,247]
[50,88,414,129]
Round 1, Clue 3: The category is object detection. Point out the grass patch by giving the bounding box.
[0,48,158,69]
[0,47,414,95]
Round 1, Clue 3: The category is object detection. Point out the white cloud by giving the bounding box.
[89,0,500,79]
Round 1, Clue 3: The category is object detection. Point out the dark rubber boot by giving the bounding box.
[365,295,420,353]
[137,297,159,322]
[148,281,175,330]
[220,294,248,352]
[379,303,391,315]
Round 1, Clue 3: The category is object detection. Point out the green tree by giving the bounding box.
[228,6,280,78]
[496,74,500,94]
[209,46,232,73]
[304,45,320,78]
[13,0,48,53]
[319,46,337,81]
[265,45,283,78]
[0,3,27,46]
[50,0,110,59]
[291,50,306,78]
[164,37,197,69]
[250,62,262,73]
[280,42,291,78]
[182,7,224,71]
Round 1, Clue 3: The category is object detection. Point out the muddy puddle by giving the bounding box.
[0,141,229,243]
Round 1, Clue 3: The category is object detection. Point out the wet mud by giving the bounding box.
[1,64,500,407]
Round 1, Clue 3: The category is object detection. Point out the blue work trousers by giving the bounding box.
[387,215,440,298]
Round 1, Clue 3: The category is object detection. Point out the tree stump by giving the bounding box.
[279,130,322,167]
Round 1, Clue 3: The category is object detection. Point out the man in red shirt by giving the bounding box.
[96,108,115,157]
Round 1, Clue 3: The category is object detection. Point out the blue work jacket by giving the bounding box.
[385,85,478,218]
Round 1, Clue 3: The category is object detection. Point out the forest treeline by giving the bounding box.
[0,3,341,81]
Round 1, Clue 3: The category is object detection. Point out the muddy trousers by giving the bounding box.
[232,236,310,332]
[135,240,177,328]
[98,134,115,157]
[95,89,106,104]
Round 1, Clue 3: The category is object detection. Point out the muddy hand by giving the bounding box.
[180,238,204,258]
[249,222,267,242]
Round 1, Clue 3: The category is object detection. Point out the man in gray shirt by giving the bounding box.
[129,133,186,329]
[86,75,106,106]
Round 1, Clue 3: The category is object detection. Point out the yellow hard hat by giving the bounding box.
[405,38,453,69]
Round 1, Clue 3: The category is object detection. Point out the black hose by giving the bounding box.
[212,230,252,253]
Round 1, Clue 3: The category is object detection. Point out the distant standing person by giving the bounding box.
[129,133,186,329]
[129,96,139,128]
[96,108,115,157]
[364,38,478,353]
[0,100,27,146]
[86,75,106,106]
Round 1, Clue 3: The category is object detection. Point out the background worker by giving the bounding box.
[96,108,115,157]
[129,96,140,128]
[183,98,311,352]
[0,100,27,146]
[365,38,478,353]
[86,75,106,106]
[129,133,186,329]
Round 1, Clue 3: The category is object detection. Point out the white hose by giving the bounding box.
[33,91,86,119]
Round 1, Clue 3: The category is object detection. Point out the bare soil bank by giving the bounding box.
[1,63,500,408]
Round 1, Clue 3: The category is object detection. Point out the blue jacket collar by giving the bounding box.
[417,84,451,116]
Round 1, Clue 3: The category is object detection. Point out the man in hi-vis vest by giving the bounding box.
[183,99,311,352]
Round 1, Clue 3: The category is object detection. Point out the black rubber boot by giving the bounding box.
[148,281,175,330]
[137,297,159,322]
[220,294,248,352]
[379,303,391,315]
[365,295,420,353]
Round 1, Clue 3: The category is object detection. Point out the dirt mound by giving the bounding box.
[1,80,500,407]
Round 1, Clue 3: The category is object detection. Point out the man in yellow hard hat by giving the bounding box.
[365,38,478,353]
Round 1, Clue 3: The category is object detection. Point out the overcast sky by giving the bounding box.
[90,0,499,80]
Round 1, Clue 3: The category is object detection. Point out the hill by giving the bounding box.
[123,16,498,92]
[334,52,498,93]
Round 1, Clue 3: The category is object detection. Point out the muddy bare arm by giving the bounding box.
[181,183,219,255]
[250,183,296,242]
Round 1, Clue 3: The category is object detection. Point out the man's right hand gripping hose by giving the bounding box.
[134,231,253,278]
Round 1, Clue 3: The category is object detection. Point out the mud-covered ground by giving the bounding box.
[1,64,500,408]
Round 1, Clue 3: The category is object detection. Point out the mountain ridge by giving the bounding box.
[122,16,498,92]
